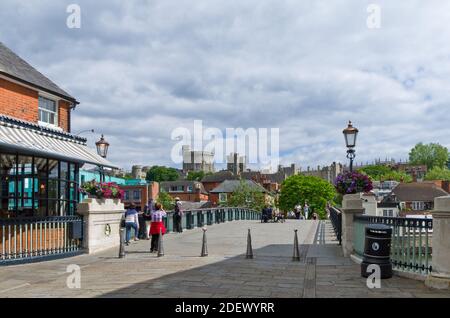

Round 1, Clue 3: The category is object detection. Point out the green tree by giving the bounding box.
[380,170,412,183]
[186,171,212,181]
[409,143,449,170]
[425,166,450,181]
[227,180,266,211]
[359,165,392,180]
[146,166,180,182]
[157,189,174,210]
[279,175,335,219]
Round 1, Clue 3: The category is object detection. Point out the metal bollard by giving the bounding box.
[246,228,253,259]
[292,229,300,261]
[201,227,208,257]
[119,228,126,258]
[157,228,164,257]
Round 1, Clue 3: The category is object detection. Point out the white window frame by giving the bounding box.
[219,193,227,203]
[38,95,59,128]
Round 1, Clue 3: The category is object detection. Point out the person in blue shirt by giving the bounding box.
[124,203,140,245]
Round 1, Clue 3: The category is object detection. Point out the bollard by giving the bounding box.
[201,227,208,257]
[246,228,254,259]
[119,228,126,258]
[157,228,164,257]
[292,229,300,261]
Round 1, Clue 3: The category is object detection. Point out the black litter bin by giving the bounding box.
[361,224,392,279]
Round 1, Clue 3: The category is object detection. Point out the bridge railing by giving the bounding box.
[1,216,84,265]
[162,207,260,233]
[353,215,433,275]
[327,206,342,245]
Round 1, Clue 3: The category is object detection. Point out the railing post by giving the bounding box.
[425,196,450,290]
[341,194,364,257]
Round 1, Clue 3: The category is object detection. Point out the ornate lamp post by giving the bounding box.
[343,121,359,172]
[95,134,110,182]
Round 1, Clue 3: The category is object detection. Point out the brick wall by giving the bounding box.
[58,100,71,132]
[0,77,71,132]
[0,77,38,122]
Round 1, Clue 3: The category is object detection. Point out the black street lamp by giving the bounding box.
[343,121,359,172]
[95,134,110,182]
[95,134,110,158]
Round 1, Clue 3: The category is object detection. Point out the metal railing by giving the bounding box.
[328,206,342,245]
[162,207,260,232]
[353,215,433,275]
[1,216,83,265]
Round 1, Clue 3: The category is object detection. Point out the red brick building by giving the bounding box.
[0,42,116,263]
[160,180,209,202]
[121,181,159,211]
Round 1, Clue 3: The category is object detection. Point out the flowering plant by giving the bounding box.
[334,172,373,195]
[80,180,124,200]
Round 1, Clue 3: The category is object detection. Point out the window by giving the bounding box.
[38,96,57,125]
[170,185,184,192]
[0,154,79,218]
[412,201,424,211]
[124,191,130,200]
[219,193,227,203]
[383,210,394,217]
[187,185,193,192]
[133,190,140,200]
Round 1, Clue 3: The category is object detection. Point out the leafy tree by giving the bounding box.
[409,143,449,170]
[380,170,412,183]
[279,175,335,219]
[227,180,266,211]
[157,189,174,210]
[359,165,392,180]
[146,166,180,182]
[425,167,450,181]
[186,171,212,181]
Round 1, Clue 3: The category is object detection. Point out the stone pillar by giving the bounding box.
[77,198,125,254]
[341,193,364,257]
[425,196,450,290]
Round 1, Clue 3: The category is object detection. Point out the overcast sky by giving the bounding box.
[1,0,450,171]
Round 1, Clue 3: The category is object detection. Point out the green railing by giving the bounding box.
[354,215,433,275]
[163,207,260,233]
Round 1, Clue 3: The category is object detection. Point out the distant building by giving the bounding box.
[227,153,246,175]
[278,164,298,177]
[201,170,239,192]
[371,180,399,201]
[160,180,209,202]
[392,163,427,182]
[209,180,270,206]
[302,162,344,184]
[121,181,159,211]
[391,182,448,215]
[182,145,214,173]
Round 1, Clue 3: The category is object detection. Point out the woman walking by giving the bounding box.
[150,202,167,253]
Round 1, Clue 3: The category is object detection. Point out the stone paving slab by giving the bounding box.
[0,220,449,298]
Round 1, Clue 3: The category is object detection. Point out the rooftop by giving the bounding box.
[0,42,77,103]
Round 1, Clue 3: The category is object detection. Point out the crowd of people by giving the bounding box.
[123,197,183,246]
[123,198,319,243]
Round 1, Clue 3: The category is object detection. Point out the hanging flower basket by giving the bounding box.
[334,172,373,195]
[79,180,124,200]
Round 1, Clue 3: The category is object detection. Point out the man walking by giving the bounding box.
[124,203,139,245]
[174,197,183,233]
[143,199,155,240]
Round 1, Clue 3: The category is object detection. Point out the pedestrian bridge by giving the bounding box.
[1,219,448,298]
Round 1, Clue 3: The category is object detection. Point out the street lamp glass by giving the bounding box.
[343,121,358,148]
[95,134,110,158]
